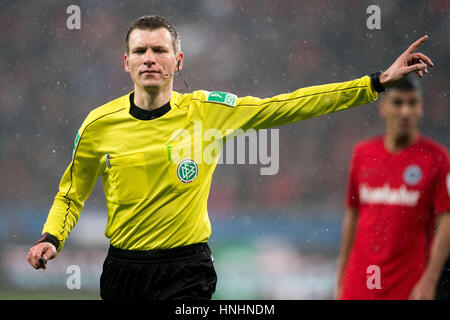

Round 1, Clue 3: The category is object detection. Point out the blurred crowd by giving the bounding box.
[0,0,448,240]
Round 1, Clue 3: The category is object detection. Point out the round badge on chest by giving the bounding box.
[403,165,422,185]
[177,159,199,183]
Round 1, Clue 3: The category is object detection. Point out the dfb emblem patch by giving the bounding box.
[403,165,422,185]
[177,159,199,183]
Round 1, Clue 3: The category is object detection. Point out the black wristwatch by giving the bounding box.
[35,232,60,250]
[370,71,386,93]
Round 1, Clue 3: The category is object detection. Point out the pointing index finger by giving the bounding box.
[406,35,429,54]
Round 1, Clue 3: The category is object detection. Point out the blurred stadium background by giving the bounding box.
[0,0,448,299]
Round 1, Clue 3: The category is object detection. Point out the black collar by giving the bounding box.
[129,93,171,120]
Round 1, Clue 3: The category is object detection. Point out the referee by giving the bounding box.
[27,16,434,300]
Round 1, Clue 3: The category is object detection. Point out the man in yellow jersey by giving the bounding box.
[27,16,434,300]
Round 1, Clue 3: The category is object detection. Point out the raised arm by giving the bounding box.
[198,36,433,135]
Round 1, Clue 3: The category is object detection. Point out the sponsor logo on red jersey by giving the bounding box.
[359,183,420,206]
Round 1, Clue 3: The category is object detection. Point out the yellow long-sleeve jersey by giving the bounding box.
[42,76,377,251]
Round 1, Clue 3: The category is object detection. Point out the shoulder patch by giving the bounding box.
[206,91,237,107]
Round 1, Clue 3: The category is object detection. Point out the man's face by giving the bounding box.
[124,28,182,91]
[379,89,423,138]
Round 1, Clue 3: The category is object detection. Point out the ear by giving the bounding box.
[124,53,130,73]
[378,100,389,122]
[378,93,388,119]
[417,100,424,119]
[176,52,184,71]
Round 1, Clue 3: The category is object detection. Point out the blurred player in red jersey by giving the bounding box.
[336,77,450,300]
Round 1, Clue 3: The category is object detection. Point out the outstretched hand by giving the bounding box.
[380,35,434,88]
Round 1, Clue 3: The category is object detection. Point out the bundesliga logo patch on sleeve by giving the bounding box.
[206,91,237,107]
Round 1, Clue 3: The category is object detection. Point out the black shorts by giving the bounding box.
[100,242,217,300]
[435,256,450,300]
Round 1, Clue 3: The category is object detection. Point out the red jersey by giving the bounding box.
[341,134,450,300]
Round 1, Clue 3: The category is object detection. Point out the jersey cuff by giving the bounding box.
[35,232,60,250]
[369,71,386,93]
[362,75,378,102]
